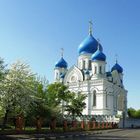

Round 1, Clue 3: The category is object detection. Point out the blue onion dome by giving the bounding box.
[91,48,106,61]
[111,62,123,73]
[55,57,68,68]
[85,70,90,75]
[78,34,103,55]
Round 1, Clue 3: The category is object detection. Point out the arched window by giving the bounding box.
[83,60,85,69]
[99,66,102,74]
[106,93,108,107]
[94,66,97,74]
[93,90,96,106]
[89,60,91,70]
[56,72,59,79]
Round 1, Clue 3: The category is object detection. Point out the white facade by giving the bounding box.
[54,26,127,117]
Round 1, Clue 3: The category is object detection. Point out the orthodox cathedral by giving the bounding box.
[54,22,127,117]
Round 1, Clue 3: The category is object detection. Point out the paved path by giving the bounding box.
[1,129,140,140]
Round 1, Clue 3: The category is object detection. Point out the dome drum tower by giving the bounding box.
[54,49,68,82]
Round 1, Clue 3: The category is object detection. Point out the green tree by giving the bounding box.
[128,108,140,118]
[128,108,136,118]
[0,57,8,80]
[25,77,51,125]
[46,83,87,120]
[65,92,87,120]
[135,110,140,118]
[27,82,87,126]
[46,82,71,107]
[0,58,8,118]
[0,60,36,129]
[25,81,65,126]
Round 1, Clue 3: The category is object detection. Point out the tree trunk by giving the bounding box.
[2,109,9,130]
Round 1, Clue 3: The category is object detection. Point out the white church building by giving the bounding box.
[54,23,127,117]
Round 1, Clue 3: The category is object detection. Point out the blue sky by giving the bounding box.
[0,0,140,109]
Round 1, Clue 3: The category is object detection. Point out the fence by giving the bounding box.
[13,115,118,131]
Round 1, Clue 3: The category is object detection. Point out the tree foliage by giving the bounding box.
[31,82,87,122]
[128,108,140,118]
[0,57,8,80]
[0,60,37,129]
[46,82,72,107]
[0,58,8,118]
[0,58,87,128]
[65,92,86,118]
[25,78,51,124]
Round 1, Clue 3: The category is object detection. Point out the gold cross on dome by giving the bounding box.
[89,20,93,35]
[115,54,118,63]
[61,48,64,57]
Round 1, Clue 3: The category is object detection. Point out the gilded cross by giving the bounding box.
[61,48,64,57]
[89,20,93,35]
[115,54,118,63]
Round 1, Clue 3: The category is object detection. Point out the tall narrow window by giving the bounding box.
[113,96,115,108]
[93,90,96,106]
[116,96,118,109]
[83,60,85,69]
[99,66,102,74]
[56,72,59,79]
[80,59,83,69]
[89,60,91,70]
[106,93,108,107]
[94,66,97,74]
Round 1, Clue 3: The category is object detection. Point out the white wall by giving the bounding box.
[119,118,140,128]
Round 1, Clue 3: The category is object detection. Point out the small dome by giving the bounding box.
[78,34,103,55]
[111,62,123,73]
[55,57,68,68]
[91,49,106,61]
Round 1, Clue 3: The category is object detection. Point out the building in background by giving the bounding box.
[54,22,127,117]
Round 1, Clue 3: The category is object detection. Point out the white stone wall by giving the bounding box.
[91,61,106,75]
[77,54,92,70]
[55,52,127,117]
[64,75,127,116]
[119,118,140,128]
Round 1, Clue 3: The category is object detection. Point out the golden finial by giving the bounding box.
[89,20,93,35]
[61,48,64,57]
[115,54,118,63]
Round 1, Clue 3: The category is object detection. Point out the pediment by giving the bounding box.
[64,65,83,84]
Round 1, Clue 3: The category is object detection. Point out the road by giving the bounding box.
[58,129,140,140]
[1,129,140,140]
